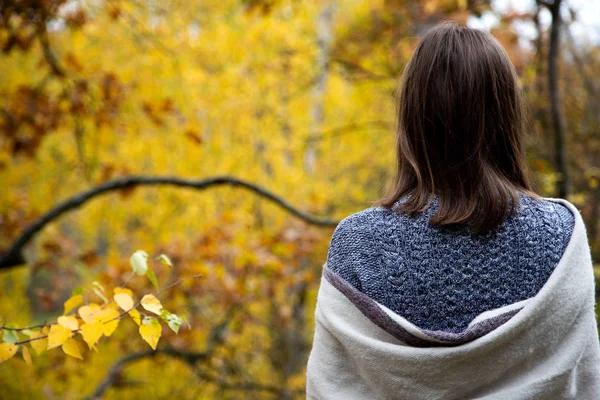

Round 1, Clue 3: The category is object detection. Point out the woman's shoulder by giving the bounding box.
[329,193,579,245]
[517,193,575,228]
[515,193,576,250]
[326,207,391,289]
[327,207,394,259]
[330,205,400,242]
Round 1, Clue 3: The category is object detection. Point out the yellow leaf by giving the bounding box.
[0,343,18,363]
[114,292,134,311]
[78,304,102,324]
[21,346,32,365]
[29,331,47,355]
[57,315,79,331]
[129,309,141,326]
[139,317,161,350]
[62,338,83,360]
[140,294,163,315]
[114,287,133,296]
[80,322,103,350]
[47,324,72,349]
[63,294,83,315]
[100,308,120,337]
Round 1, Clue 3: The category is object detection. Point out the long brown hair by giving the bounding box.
[373,20,538,234]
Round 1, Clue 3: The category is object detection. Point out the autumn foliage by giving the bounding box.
[0,0,598,399]
[0,252,183,363]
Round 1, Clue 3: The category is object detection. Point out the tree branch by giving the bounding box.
[85,305,240,399]
[36,19,66,78]
[84,348,210,400]
[0,175,340,270]
[191,368,297,395]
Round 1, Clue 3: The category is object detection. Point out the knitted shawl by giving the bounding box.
[306,198,600,399]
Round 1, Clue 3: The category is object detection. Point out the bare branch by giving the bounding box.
[84,348,208,400]
[85,306,240,399]
[0,175,340,270]
[36,24,66,78]
[191,368,294,395]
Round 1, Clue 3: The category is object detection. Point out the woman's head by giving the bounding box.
[375,20,537,233]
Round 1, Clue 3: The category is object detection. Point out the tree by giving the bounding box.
[1,0,598,398]
[537,0,571,198]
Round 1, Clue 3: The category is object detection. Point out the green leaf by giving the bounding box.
[168,321,180,334]
[130,250,149,275]
[146,268,159,290]
[2,330,18,344]
[166,314,182,334]
[159,310,182,334]
[158,254,173,267]
[71,287,85,296]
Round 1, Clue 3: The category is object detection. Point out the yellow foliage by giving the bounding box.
[113,290,134,311]
[2,0,597,397]
[57,315,79,331]
[99,308,120,337]
[0,343,18,363]
[47,324,72,349]
[28,331,47,355]
[80,322,103,350]
[140,294,163,315]
[129,309,142,326]
[21,346,32,366]
[61,338,83,360]
[78,304,103,324]
[114,287,133,296]
[139,317,162,350]
[63,295,84,315]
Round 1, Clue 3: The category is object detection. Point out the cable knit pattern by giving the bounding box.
[326,192,575,333]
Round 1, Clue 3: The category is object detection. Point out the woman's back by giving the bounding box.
[326,192,575,333]
[307,21,600,397]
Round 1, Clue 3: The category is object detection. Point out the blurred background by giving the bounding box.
[0,0,598,398]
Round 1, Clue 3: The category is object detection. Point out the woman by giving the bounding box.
[306,21,600,399]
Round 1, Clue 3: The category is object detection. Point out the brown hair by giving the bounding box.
[373,20,538,234]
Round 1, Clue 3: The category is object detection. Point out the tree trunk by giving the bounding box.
[304,0,334,174]
[547,0,570,198]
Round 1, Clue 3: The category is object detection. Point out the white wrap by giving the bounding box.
[306,198,600,399]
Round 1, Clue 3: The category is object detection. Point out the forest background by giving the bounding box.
[0,0,599,399]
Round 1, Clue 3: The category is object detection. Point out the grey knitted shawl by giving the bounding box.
[326,191,575,333]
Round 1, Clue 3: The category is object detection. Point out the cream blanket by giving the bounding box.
[306,198,600,399]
